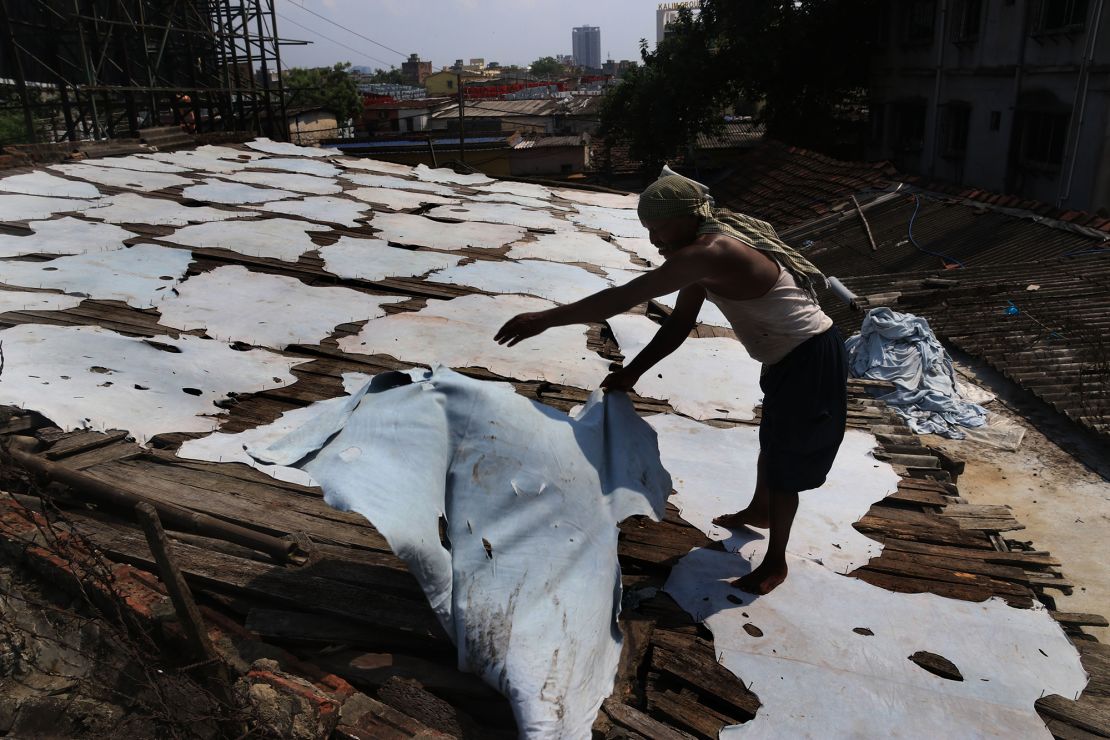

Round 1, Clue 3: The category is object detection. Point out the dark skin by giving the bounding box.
[495,214,797,595]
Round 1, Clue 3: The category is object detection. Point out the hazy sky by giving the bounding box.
[274,0,661,72]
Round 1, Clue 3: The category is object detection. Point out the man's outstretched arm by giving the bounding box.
[494,245,713,347]
[602,285,704,390]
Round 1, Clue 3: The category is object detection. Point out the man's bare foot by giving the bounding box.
[730,560,788,595]
[713,508,770,529]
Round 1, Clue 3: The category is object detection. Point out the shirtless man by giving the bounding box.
[494,174,847,594]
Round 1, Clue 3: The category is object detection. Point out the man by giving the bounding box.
[494,174,847,594]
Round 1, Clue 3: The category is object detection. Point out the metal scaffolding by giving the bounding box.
[0,0,290,145]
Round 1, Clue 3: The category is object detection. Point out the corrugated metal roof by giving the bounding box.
[513,135,585,149]
[695,121,765,150]
[431,100,557,119]
[709,140,899,227]
[817,253,1110,441]
[789,194,1106,276]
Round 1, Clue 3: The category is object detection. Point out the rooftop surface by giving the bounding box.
[0,140,1106,737]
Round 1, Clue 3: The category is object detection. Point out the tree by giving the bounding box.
[368,68,404,85]
[598,0,876,171]
[283,62,362,124]
[529,56,565,79]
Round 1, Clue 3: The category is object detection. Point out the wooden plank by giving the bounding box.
[880,538,1060,567]
[859,552,1032,599]
[70,513,446,640]
[1035,694,1110,737]
[851,569,1031,607]
[46,429,130,459]
[245,608,439,655]
[945,516,1026,533]
[649,631,760,715]
[83,459,390,552]
[884,488,955,507]
[602,700,696,740]
[56,439,145,470]
[1076,641,1110,697]
[1052,612,1110,629]
[647,689,742,739]
[871,548,1032,584]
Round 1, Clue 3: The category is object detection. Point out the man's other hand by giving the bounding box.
[600,366,640,392]
[494,311,550,347]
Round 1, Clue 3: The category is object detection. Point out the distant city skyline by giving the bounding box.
[274,0,659,72]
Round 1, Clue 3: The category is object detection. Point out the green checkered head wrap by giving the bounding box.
[636,169,828,301]
[637,175,713,222]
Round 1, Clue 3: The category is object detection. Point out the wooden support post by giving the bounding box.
[851,194,879,252]
[135,502,241,723]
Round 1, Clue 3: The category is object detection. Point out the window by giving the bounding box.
[989,111,1002,131]
[1018,110,1071,167]
[893,100,928,152]
[953,0,983,41]
[1035,0,1089,31]
[446,79,454,90]
[941,103,972,157]
[902,0,938,44]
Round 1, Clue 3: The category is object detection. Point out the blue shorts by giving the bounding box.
[758,327,848,492]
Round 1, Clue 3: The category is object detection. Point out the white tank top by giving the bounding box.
[705,268,833,366]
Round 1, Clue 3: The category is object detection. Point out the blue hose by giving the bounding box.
[908,194,965,268]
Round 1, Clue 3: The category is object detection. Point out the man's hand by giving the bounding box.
[494,311,551,347]
[600,366,640,392]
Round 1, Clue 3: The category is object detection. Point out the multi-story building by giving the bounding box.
[572,26,602,70]
[868,0,1110,212]
[656,2,699,44]
[400,54,432,86]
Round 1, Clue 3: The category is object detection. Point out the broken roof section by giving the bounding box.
[0,138,1105,739]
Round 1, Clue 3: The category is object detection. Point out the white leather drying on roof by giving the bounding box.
[371,212,526,251]
[144,150,252,174]
[611,236,660,266]
[51,163,193,192]
[0,243,191,308]
[337,293,611,389]
[607,313,762,420]
[319,237,460,282]
[177,372,374,487]
[82,193,255,226]
[648,414,898,573]
[0,289,83,314]
[507,231,640,271]
[474,180,554,200]
[341,172,457,197]
[245,137,330,157]
[0,217,132,257]
[568,205,650,239]
[345,186,458,211]
[334,157,415,175]
[157,265,403,350]
[550,188,639,210]
[165,218,325,262]
[256,196,369,227]
[425,258,612,304]
[250,367,671,738]
[0,171,101,199]
[426,202,571,232]
[468,191,570,211]
[0,194,99,222]
[0,323,301,444]
[216,170,344,195]
[81,155,191,173]
[412,163,493,186]
[183,178,297,204]
[244,157,341,178]
[665,551,1087,739]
